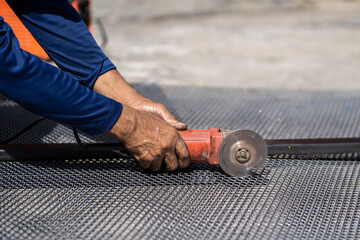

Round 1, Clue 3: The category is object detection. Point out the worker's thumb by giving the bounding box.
[157,106,187,130]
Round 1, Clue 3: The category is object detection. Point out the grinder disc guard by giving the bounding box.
[218,130,267,177]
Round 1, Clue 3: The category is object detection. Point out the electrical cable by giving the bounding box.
[0,117,89,152]
[72,127,131,158]
[0,117,45,144]
[72,127,87,150]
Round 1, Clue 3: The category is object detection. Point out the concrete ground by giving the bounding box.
[92,0,360,90]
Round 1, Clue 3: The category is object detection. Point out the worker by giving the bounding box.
[0,0,190,171]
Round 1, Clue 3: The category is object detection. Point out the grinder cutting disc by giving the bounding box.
[218,130,267,177]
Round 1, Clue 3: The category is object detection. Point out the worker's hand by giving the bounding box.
[108,105,190,171]
[94,69,187,130]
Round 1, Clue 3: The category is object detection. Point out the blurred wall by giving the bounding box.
[94,0,354,20]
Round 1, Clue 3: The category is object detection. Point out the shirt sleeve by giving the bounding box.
[5,0,115,88]
[0,16,122,135]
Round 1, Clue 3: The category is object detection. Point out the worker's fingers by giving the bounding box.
[176,139,190,169]
[135,151,154,169]
[133,145,166,172]
[149,155,163,172]
[137,158,152,169]
[156,104,187,130]
[163,151,179,172]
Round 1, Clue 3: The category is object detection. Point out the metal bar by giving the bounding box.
[266,138,360,155]
[0,143,130,161]
[1,137,360,161]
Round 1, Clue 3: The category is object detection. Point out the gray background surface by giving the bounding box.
[92,0,360,90]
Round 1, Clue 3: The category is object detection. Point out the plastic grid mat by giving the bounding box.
[1,84,360,239]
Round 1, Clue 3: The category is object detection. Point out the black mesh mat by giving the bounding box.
[1,84,360,239]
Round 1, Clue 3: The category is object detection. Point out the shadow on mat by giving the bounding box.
[1,158,270,189]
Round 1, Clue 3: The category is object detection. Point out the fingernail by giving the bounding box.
[177,122,187,129]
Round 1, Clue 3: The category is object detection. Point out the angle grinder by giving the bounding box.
[178,128,267,177]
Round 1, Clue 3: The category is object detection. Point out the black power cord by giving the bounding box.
[0,117,45,144]
[1,117,131,159]
[0,117,86,149]
[72,127,87,150]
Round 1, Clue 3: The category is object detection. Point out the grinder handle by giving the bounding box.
[178,128,223,165]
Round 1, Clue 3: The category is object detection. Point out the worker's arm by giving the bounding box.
[1,0,190,170]
[5,0,187,130]
[0,17,190,171]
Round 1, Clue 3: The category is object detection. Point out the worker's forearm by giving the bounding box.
[94,69,187,130]
[94,69,145,106]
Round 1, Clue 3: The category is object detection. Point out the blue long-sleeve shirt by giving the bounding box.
[0,0,123,135]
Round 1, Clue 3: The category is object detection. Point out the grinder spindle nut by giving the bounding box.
[218,130,267,177]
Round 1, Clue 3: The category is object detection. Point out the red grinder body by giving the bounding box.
[178,128,223,165]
